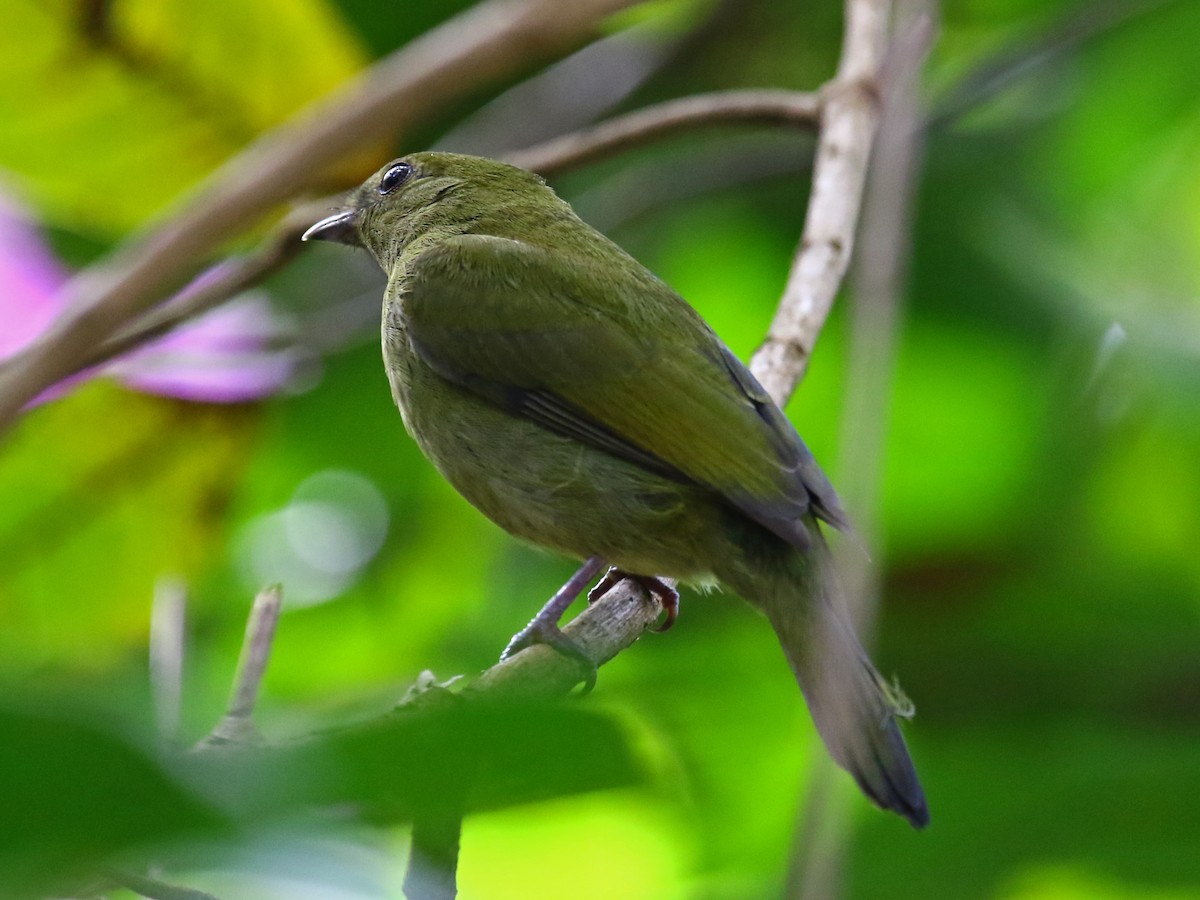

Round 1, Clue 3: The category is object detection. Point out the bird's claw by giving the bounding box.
[587,568,680,633]
[586,569,622,605]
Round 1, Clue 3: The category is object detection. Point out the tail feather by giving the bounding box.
[798,613,929,828]
[718,536,929,828]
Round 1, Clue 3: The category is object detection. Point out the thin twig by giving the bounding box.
[507,89,820,176]
[472,579,663,698]
[203,585,283,746]
[0,0,641,434]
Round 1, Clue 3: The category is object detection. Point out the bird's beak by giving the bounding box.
[301,209,361,246]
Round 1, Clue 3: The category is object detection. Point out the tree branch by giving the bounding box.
[28,0,1142,400]
[749,0,892,405]
[181,577,660,899]
[471,578,664,698]
[507,89,820,176]
[78,202,322,377]
[0,0,642,433]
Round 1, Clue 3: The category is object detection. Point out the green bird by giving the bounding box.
[303,152,928,828]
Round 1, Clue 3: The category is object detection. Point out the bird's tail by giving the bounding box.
[715,534,929,828]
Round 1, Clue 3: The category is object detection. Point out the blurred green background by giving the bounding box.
[1,0,1199,897]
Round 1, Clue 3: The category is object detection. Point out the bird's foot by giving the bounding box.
[587,569,680,633]
[501,619,598,692]
[500,556,606,692]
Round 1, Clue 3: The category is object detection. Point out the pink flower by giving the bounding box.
[0,194,299,404]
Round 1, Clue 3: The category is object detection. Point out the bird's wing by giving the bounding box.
[399,234,846,547]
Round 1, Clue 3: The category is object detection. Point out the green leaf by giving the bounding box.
[0,703,224,897]
[0,383,259,669]
[184,697,646,823]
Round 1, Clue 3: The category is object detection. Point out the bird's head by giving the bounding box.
[302,152,552,269]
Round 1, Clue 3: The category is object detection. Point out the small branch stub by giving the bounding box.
[202,585,283,746]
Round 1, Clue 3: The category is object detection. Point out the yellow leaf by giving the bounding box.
[0,0,367,235]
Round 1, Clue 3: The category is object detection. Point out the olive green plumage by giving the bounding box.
[304,152,928,828]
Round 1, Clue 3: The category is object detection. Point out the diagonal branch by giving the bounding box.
[75,201,324,378]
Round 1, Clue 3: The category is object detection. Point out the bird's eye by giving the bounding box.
[379,162,413,194]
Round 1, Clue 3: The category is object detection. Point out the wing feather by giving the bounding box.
[401,235,846,548]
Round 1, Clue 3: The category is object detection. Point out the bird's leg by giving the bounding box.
[501,556,607,688]
[588,568,680,633]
